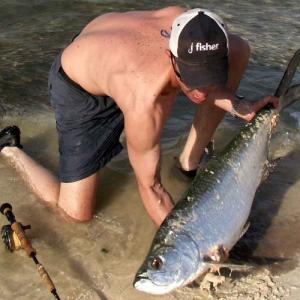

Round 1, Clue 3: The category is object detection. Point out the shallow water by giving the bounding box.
[0,1,300,299]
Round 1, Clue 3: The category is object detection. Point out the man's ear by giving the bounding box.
[165,49,172,58]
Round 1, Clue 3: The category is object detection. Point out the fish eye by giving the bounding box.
[151,257,164,270]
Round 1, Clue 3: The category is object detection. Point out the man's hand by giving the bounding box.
[231,95,279,122]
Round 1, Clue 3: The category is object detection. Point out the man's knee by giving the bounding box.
[58,173,98,223]
[58,198,95,222]
[61,210,93,223]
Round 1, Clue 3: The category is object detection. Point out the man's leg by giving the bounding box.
[179,34,250,171]
[59,174,98,221]
[1,146,98,222]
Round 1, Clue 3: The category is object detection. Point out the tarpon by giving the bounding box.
[134,49,300,295]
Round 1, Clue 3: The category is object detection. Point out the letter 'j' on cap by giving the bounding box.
[169,8,229,89]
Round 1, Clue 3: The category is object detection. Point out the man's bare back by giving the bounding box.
[61,6,184,108]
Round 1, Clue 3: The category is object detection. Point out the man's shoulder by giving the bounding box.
[88,6,184,28]
[154,6,185,16]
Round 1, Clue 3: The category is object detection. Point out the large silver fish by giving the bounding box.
[134,49,300,295]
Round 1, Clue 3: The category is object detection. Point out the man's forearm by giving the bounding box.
[137,182,174,227]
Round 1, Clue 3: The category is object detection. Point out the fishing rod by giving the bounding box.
[0,203,61,300]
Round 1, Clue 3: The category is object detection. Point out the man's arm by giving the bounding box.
[123,105,174,227]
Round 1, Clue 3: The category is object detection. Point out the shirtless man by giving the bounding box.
[0,7,278,226]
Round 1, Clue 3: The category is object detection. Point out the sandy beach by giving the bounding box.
[0,111,299,299]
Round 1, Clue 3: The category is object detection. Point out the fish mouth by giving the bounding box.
[133,273,174,295]
[133,272,148,285]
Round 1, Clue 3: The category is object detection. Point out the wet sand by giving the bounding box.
[0,111,299,300]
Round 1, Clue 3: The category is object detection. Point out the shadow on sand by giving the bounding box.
[231,148,300,275]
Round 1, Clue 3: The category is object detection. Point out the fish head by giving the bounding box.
[134,233,201,294]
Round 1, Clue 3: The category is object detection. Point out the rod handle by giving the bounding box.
[11,222,36,256]
[37,263,56,293]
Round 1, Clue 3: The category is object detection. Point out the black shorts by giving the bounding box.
[48,52,124,183]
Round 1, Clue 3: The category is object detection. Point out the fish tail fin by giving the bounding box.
[261,49,300,113]
[275,48,300,111]
[279,84,300,111]
[275,48,300,98]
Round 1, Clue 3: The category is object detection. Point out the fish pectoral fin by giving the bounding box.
[262,158,279,180]
[239,222,250,239]
[205,245,229,263]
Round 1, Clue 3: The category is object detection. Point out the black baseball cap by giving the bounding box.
[169,9,229,89]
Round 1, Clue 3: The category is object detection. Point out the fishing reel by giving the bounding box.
[1,224,31,252]
[1,203,31,252]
